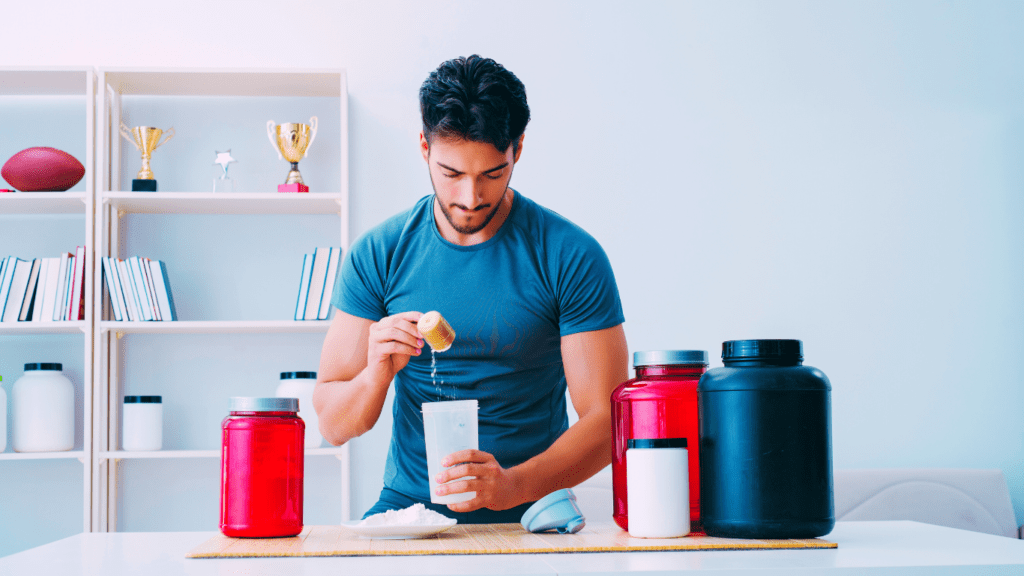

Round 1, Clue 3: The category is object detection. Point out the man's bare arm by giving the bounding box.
[313,309,424,446]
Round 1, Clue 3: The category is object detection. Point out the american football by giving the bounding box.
[1,147,86,192]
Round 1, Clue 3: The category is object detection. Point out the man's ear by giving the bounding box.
[513,134,525,163]
[420,132,430,162]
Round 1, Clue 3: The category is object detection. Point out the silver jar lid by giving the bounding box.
[230,397,298,412]
[633,350,708,367]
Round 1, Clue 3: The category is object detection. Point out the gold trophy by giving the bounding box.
[267,117,317,192]
[120,122,174,192]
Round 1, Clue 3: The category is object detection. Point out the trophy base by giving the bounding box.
[213,177,235,193]
[132,179,157,192]
[278,183,309,193]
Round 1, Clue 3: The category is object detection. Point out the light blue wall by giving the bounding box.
[1,0,1022,557]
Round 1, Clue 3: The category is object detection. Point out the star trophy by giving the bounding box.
[213,150,236,192]
[267,117,317,192]
[120,122,174,192]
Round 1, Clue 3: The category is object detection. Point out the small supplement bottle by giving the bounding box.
[698,339,834,539]
[122,395,162,451]
[611,351,707,531]
[220,397,304,538]
[418,311,455,352]
[627,438,689,538]
[275,371,322,448]
[12,363,74,452]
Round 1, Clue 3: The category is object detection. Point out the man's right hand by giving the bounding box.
[365,311,425,387]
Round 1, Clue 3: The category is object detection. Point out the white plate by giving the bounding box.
[340,519,458,539]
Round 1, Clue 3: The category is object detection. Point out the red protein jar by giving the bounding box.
[220,397,305,537]
[611,350,707,531]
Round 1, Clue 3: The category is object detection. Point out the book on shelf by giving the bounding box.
[18,258,41,321]
[103,256,177,322]
[3,258,32,322]
[116,258,139,322]
[304,247,332,321]
[148,259,177,321]
[0,249,85,323]
[67,245,85,321]
[101,257,124,322]
[294,247,342,322]
[40,257,62,322]
[294,253,313,321]
[318,247,341,320]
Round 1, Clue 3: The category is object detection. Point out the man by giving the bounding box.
[314,55,628,523]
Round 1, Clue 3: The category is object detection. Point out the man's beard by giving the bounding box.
[431,180,509,235]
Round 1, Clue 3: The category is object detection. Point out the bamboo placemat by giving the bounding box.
[187,522,838,558]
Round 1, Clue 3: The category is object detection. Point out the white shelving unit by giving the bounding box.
[0,67,96,533]
[93,68,350,533]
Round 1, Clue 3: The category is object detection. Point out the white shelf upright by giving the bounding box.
[0,66,96,533]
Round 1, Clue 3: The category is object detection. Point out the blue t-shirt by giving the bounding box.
[333,191,624,502]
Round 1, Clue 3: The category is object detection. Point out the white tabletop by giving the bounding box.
[2,521,1023,575]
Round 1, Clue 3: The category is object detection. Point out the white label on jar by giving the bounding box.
[123,402,163,451]
[627,447,690,538]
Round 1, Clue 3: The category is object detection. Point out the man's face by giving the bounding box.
[421,133,523,240]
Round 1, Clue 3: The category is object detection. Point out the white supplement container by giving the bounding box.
[122,396,163,451]
[626,437,690,538]
[12,363,75,453]
[1,375,7,452]
[276,371,322,448]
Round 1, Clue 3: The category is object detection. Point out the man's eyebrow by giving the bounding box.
[436,161,509,174]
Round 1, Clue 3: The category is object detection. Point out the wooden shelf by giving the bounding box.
[99,447,346,460]
[0,451,86,461]
[0,192,88,214]
[101,192,344,215]
[0,321,88,335]
[98,320,331,335]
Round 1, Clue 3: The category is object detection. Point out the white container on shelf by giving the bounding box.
[275,371,323,448]
[12,363,75,452]
[122,396,163,451]
[1,375,7,452]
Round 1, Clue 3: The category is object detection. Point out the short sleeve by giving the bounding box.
[332,233,388,321]
[553,231,625,336]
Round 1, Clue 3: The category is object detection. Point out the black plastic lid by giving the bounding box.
[124,395,162,403]
[280,371,317,380]
[24,363,62,371]
[628,438,688,449]
[722,340,803,362]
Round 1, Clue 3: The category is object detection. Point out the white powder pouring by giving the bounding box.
[356,503,455,527]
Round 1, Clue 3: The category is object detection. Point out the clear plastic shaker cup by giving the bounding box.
[422,400,479,504]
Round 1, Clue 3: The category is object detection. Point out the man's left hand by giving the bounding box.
[434,449,524,512]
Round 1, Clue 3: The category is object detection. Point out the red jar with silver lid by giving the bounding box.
[220,397,304,537]
[611,350,707,531]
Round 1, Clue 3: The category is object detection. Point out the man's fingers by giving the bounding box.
[441,449,488,467]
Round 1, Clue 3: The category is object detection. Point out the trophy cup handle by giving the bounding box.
[304,116,318,158]
[155,127,175,149]
[267,121,282,160]
[119,122,140,150]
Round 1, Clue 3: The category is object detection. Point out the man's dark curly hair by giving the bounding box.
[420,55,530,153]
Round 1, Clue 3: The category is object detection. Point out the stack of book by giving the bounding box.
[295,247,341,321]
[101,256,177,322]
[0,247,87,323]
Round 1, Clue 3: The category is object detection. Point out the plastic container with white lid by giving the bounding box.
[627,437,690,538]
[123,395,163,451]
[12,363,75,452]
[275,371,322,448]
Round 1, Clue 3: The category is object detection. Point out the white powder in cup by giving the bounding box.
[356,503,454,527]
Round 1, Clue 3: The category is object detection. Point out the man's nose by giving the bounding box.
[455,177,485,207]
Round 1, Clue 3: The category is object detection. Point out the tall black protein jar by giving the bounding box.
[697,339,834,539]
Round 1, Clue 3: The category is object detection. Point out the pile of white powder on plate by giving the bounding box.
[356,503,454,526]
